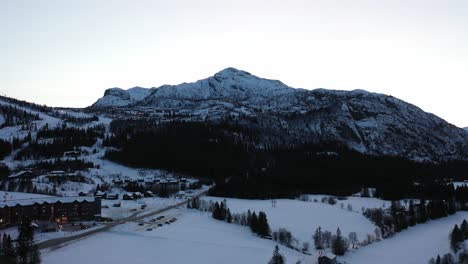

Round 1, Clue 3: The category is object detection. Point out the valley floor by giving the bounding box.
[40,197,468,264]
[41,208,307,264]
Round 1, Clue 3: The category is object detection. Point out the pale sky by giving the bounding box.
[1,0,467,126]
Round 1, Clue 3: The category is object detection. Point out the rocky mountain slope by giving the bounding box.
[91,68,468,162]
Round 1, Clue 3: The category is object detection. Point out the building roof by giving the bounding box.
[319,253,337,260]
[0,196,97,208]
[8,171,33,178]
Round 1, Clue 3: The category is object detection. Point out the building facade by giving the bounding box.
[0,197,101,229]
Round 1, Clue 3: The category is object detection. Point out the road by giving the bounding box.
[38,190,208,250]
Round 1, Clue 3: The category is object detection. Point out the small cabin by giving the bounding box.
[123,194,133,200]
[79,192,89,197]
[106,193,119,200]
[8,171,35,181]
[64,150,81,158]
[133,192,143,199]
[318,253,337,264]
[144,191,154,197]
[95,191,107,199]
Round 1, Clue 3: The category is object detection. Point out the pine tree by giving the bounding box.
[408,200,416,226]
[448,197,457,215]
[15,218,41,264]
[462,220,468,240]
[451,224,463,252]
[212,202,220,220]
[418,199,428,223]
[226,208,232,223]
[3,234,15,258]
[257,211,271,237]
[250,212,258,234]
[332,228,346,256]
[220,201,227,220]
[313,227,324,249]
[268,245,285,264]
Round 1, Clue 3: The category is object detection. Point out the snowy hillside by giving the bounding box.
[91,68,468,162]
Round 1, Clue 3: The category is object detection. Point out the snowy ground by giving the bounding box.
[42,208,309,264]
[203,197,378,252]
[101,196,187,219]
[0,190,53,201]
[1,222,103,243]
[305,194,391,212]
[341,211,468,264]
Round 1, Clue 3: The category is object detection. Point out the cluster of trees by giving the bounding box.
[210,200,271,237]
[429,248,468,264]
[313,227,348,256]
[0,105,40,128]
[268,245,286,264]
[0,179,57,196]
[55,113,99,126]
[0,233,15,263]
[0,95,51,114]
[102,119,468,200]
[0,163,9,179]
[450,220,468,252]
[428,219,468,263]
[27,158,96,173]
[211,201,232,222]
[0,218,41,264]
[0,139,11,159]
[272,228,301,251]
[189,199,271,238]
[15,125,104,160]
[364,199,459,238]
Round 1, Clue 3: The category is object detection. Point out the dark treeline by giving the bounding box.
[0,139,11,159]
[428,219,468,264]
[54,112,99,126]
[0,104,40,128]
[16,125,105,160]
[0,95,51,113]
[364,199,461,239]
[0,163,9,179]
[27,158,96,172]
[0,217,41,264]
[103,120,468,200]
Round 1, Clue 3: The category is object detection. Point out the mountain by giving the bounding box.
[92,87,153,107]
[91,68,468,162]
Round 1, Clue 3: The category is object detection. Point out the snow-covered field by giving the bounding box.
[342,211,468,264]
[203,197,378,250]
[42,208,308,264]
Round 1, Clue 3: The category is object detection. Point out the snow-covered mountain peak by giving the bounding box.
[213,67,251,78]
[94,87,152,107]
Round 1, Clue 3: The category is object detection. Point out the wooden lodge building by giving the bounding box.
[0,196,101,229]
